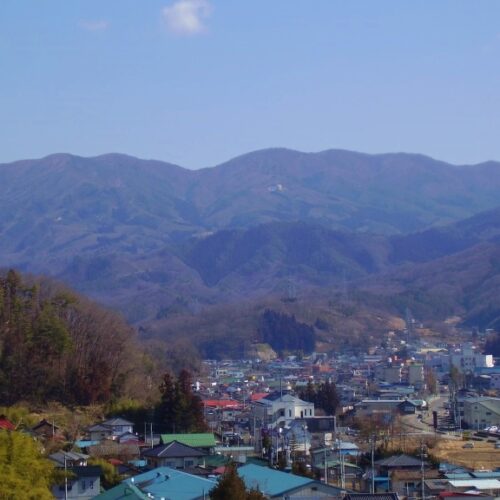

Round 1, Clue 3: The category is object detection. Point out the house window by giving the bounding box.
[81,480,86,490]
[289,410,292,417]
[185,460,194,467]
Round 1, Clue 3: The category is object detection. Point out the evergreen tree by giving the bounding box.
[209,464,265,500]
[299,380,339,416]
[156,370,206,433]
[210,464,247,500]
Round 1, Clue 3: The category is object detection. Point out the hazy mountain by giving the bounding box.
[1,148,500,330]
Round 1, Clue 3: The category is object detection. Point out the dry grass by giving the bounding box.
[386,434,500,470]
[432,439,500,470]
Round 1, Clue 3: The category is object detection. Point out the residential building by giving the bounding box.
[141,440,207,469]
[450,344,494,375]
[251,392,315,429]
[160,433,216,454]
[94,467,215,500]
[87,417,134,442]
[459,397,500,429]
[52,466,101,500]
[238,463,347,499]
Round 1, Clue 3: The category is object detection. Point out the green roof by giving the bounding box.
[161,433,216,448]
[95,483,148,499]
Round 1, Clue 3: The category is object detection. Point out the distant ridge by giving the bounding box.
[1,148,499,335]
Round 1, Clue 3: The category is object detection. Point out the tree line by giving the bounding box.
[259,309,316,355]
[0,269,149,405]
[299,380,339,415]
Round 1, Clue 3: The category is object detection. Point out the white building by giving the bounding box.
[251,392,315,430]
[450,344,494,375]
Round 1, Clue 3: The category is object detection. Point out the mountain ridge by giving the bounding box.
[1,148,500,335]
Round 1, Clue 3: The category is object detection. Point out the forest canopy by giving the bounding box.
[259,309,316,355]
[0,269,150,406]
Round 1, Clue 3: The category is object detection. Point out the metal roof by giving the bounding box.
[160,433,216,448]
[238,463,314,496]
[96,467,216,500]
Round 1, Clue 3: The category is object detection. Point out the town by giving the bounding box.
[3,320,500,499]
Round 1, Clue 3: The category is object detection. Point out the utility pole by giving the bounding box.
[371,435,375,494]
[421,442,426,500]
[324,444,328,484]
[340,442,345,489]
[64,455,68,500]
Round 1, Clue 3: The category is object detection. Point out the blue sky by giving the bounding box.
[1,1,499,168]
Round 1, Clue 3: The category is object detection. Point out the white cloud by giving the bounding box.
[162,0,212,36]
[80,20,109,32]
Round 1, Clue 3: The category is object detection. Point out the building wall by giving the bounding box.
[52,476,100,499]
[462,398,500,429]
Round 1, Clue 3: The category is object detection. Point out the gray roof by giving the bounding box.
[101,417,134,427]
[142,440,206,459]
[49,450,89,466]
[376,454,425,468]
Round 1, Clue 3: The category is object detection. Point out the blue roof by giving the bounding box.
[97,467,216,500]
[75,440,100,448]
[444,473,473,480]
[238,463,313,496]
[472,472,500,479]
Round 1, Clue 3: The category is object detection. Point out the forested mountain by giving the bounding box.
[1,149,500,356]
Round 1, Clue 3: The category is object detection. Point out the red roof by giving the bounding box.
[0,417,15,431]
[250,393,268,401]
[203,399,241,409]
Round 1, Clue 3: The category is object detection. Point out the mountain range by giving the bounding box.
[1,148,500,355]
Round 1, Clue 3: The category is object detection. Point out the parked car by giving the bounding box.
[462,442,474,449]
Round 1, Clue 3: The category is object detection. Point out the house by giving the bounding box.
[282,419,312,455]
[94,466,216,500]
[87,417,134,441]
[238,463,348,498]
[52,465,101,500]
[141,440,207,469]
[390,469,440,498]
[49,450,89,467]
[160,433,216,454]
[32,419,63,439]
[251,392,315,430]
[367,454,430,493]
[311,453,364,490]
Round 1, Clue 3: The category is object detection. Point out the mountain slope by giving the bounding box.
[1,149,500,326]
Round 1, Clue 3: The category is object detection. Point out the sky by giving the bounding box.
[1,0,500,168]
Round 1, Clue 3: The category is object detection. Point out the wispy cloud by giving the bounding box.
[79,20,109,32]
[162,0,212,36]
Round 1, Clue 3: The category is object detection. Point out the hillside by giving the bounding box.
[1,149,500,335]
